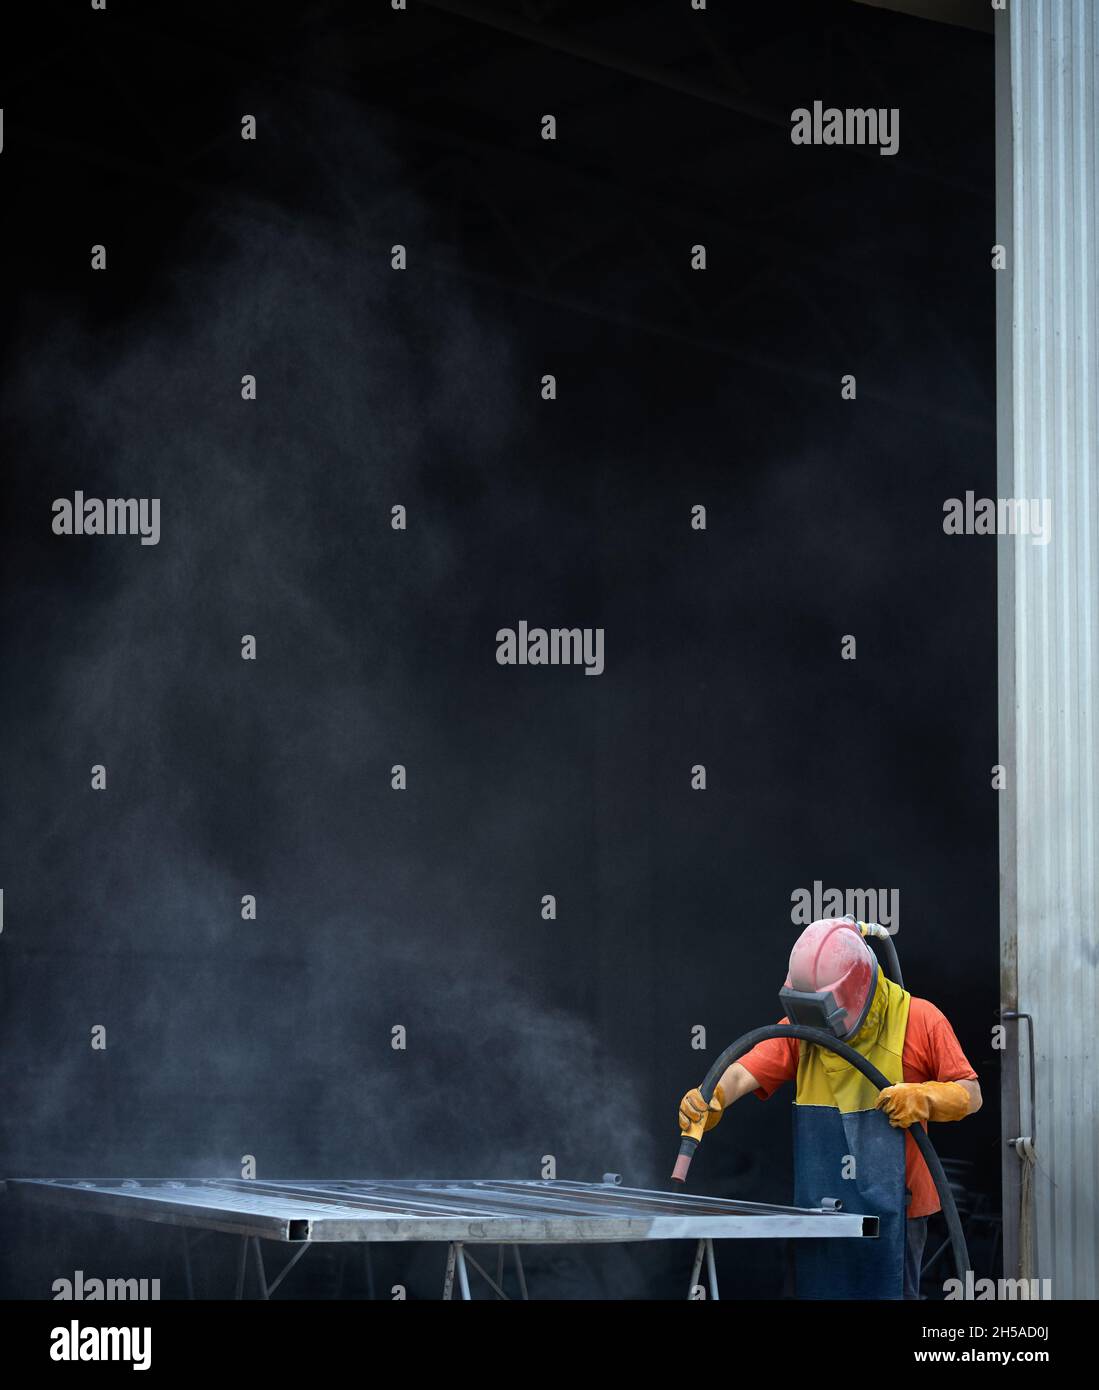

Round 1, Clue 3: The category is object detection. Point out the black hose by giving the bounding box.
[871,933,904,989]
[672,1023,970,1286]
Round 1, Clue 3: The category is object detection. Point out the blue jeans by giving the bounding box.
[904,1216,929,1299]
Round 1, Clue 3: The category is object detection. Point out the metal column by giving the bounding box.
[996,0,1099,1300]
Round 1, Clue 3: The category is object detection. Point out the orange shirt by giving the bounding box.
[737,997,978,1219]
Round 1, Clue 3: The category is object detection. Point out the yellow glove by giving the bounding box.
[678,1083,727,1139]
[875,1080,970,1128]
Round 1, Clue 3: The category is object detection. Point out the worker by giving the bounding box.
[678,917,981,1299]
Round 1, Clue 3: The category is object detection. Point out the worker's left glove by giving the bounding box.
[875,1081,970,1128]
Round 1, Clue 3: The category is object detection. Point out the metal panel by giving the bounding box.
[7,1178,877,1244]
[997,0,1099,1300]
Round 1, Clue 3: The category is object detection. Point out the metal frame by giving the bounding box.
[8,1178,877,1301]
[441,1242,529,1301]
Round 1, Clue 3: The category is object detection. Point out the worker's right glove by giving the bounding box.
[679,1083,727,1136]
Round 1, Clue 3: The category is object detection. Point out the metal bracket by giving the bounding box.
[1000,1009,1036,1150]
[688,1238,720,1300]
[443,1243,529,1300]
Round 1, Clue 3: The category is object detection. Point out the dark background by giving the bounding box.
[0,0,999,1299]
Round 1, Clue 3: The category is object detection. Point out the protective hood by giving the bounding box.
[779,918,878,1041]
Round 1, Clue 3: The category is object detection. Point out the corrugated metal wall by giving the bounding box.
[997,0,1099,1301]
